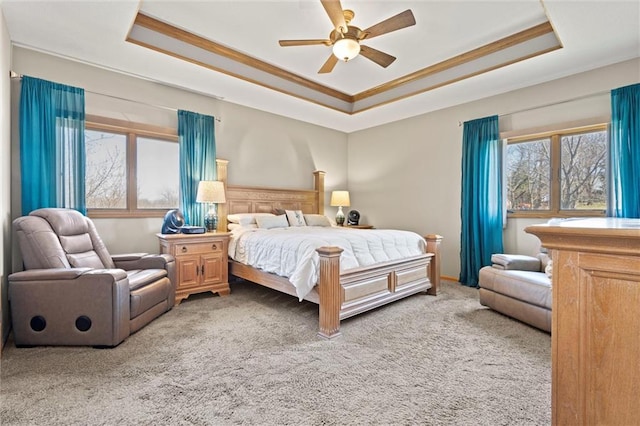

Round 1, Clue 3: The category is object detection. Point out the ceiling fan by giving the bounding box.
[278,0,416,74]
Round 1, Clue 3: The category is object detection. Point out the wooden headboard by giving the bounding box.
[215,159,325,231]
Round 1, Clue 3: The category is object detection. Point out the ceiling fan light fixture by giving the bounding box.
[332,37,360,62]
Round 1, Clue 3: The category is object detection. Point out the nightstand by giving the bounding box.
[346,224,374,229]
[157,232,230,304]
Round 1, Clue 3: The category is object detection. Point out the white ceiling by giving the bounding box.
[2,0,639,132]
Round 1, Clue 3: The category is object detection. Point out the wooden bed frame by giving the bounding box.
[215,159,442,339]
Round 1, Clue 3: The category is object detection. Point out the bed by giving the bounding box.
[215,159,442,338]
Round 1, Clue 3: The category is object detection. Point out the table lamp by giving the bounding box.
[196,180,226,232]
[330,190,350,226]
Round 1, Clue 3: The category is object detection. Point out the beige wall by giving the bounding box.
[348,58,640,279]
[10,48,348,254]
[1,8,12,346]
[7,47,639,281]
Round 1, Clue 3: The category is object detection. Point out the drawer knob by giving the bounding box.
[212,244,217,250]
[181,246,188,253]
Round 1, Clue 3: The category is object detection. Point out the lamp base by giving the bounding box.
[335,206,345,226]
[204,213,218,233]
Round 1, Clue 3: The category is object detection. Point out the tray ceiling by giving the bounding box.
[2,1,639,132]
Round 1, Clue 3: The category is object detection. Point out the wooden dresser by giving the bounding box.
[157,232,231,304]
[525,218,640,425]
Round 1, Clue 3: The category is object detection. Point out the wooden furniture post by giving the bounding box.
[425,234,442,295]
[316,246,343,339]
[526,218,640,425]
[216,159,229,232]
[313,170,325,215]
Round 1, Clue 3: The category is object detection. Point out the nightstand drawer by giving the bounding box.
[174,241,223,255]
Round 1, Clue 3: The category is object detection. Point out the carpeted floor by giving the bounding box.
[0,280,551,425]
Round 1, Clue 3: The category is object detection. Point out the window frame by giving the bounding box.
[85,115,179,219]
[506,123,608,219]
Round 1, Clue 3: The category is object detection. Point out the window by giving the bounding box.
[85,116,179,218]
[506,125,608,217]
[85,129,127,209]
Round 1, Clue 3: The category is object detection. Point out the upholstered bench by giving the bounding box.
[478,253,552,332]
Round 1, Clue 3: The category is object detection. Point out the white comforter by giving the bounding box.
[228,227,426,300]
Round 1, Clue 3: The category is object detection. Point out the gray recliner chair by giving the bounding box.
[9,208,176,347]
[478,252,552,333]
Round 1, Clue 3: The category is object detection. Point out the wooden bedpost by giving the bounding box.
[316,246,343,339]
[313,170,325,215]
[216,159,229,232]
[425,234,443,295]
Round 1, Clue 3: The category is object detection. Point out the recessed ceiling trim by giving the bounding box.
[353,31,562,112]
[127,25,353,113]
[353,22,557,102]
[126,12,561,115]
[129,13,352,103]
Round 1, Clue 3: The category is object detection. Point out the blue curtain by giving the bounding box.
[20,76,86,214]
[609,83,640,218]
[459,115,504,287]
[178,110,216,226]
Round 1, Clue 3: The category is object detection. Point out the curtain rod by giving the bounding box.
[9,71,222,123]
[457,89,611,126]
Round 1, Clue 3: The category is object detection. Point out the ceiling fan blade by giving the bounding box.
[361,9,416,40]
[279,39,332,47]
[359,45,396,68]
[320,0,347,32]
[318,54,339,74]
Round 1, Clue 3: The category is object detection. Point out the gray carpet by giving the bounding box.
[0,280,551,425]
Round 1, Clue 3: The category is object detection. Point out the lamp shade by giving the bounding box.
[196,181,226,204]
[330,190,350,207]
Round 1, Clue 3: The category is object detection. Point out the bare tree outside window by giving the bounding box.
[560,131,607,210]
[506,126,608,215]
[84,122,179,216]
[506,138,550,210]
[85,130,126,208]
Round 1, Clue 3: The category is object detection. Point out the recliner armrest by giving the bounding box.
[9,267,92,281]
[112,253,174,271]
[111,253,148,262]
[9,268,127,286]
[491,254,542,271]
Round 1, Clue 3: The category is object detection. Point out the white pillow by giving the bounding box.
[227,213,274,225]
[303,214,332,227]
[228,223,257,231]
[256,214,289,229]
[285,210,307,227]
